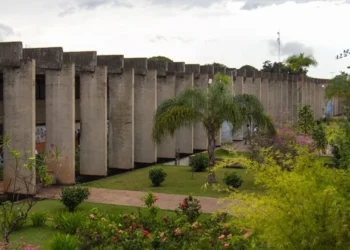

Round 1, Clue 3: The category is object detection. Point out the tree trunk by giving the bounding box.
[207,130,216,183]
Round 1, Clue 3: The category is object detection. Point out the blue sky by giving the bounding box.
[1,0,349,78]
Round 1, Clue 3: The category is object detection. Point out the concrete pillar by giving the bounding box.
[274,74,283,125]
[1,42,36,194]
[64,52,108,176]
[98,55,135,169]
[125,58,157,163]
[233,69,245,140]
[281,74,289,125]
[189,65,208,151]
[149,60,176,159]
[260,72,270,115]
[24,47,76,184]
[269,74,277,123]
[287,75,294,123]
[253,71,262,101]
[170,62,194,154]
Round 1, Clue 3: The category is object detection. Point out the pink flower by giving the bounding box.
[162,216,167,221]
[89,214,95,219]
[224,243,229,249]
[154,196,159,201]
[101,217,106,221]
[218,234,225,240]
[162,237,167,242]
[160,232,165,237]
[143,230,149,236]
[132,222,137,227]
[174,228,181,235]
[192,222,199,229]
[227,234,232,239]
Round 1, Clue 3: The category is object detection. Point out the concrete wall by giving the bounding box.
[45,64,75,184]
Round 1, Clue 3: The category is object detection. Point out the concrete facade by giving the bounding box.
[260,72,270,114]
[281,75,289,125]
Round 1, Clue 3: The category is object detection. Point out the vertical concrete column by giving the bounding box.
[24,47,76,184]
[253,71,262,101]
[269,74,277,123]
[233,69,245,140]
[149,60,176,159]
[189,65,208,150]
[214,67,226,147]
[281,74,289,124]
[260,72,270,115]
[125,58,157,163]
[274,74,283,125]
[170,62,194,154]
[45,65,75,184]
[64,52,107,176]
[98,55,135,169]
[1,42,36,194]
[287,75,294,123]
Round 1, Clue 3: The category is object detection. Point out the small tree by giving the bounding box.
[298,104,315,135]
[312,122,327,155]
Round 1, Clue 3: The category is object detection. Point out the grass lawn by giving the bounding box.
[84,165,260,197]
[9,199,185,249]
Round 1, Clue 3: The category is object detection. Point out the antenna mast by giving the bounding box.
[277,31,281,73]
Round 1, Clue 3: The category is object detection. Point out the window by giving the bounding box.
[36,74,45,100]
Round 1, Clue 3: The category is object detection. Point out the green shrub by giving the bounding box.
[223,172,243,188]
[312,123,327,154]
[48,233,79,250]
[149,167,167,187]
[54,211,85,234]
[177,195,202,223]
[60,186,90,212]
[189,153,208,172]
[30,211,47,227]
[298,104,315,135]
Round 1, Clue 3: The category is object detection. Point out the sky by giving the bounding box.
[1,0,350,79]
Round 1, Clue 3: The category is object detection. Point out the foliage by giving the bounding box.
[75,148,80,175]
[189,154,208,172]
[176,195,202,223]
[148,56,173,63]
[153,73,274,170]
[60,186,90,212]
[285,53,318,74]
[312,122,327,154]
[30,211,47,227]
[261,60,291,74]
[205,62,227,68]
[48,234,79,250]
[326,119,350,169]
[53,211,85,234]
[0,238,40,250]
[148,167,167,187]
[0,202,27,232]
[223,172,243,189]
[239,65,258,72]
[227,150,350,250]
[298,104,315,135]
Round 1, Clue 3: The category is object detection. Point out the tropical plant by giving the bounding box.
[189,154,208,172]
[148,167,167,187]
[48,233,79,250]
[30,211,47,227]
[312,122,327,154]
[153,73,274,181]
[298,104,315,135]
[285,53,318,74]
[60,186,90,212]
[223,172,243,189]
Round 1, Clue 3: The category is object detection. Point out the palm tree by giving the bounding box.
[285,53,318,74]
[152,73,275,180]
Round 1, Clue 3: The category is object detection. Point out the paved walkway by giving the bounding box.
[37,186,231,214]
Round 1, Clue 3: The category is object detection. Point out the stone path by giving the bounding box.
[37,186,231,214]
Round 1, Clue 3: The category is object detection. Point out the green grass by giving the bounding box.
[216,148,251,159]
[319,156,335,165]
[84,165,260,197]
[9,199,183,249]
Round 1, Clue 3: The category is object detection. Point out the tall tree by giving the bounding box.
[261,60,291,74]
[285,53,318,74]
[152,73,275,181]
[148,56,173,63]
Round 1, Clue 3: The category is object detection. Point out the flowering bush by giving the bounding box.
[0,238,40,250]
[176,195,202,223]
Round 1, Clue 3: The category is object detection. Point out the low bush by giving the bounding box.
[30,211,47,227]
[54,211,85,235]
[189,154,208,172]
[176,195,202,223]
[60,186,90,212]
[149,167,167,187]
[0,238,40,249]
[48,234,79,250]
[223,172,243,189]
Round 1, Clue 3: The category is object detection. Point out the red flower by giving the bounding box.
[222,229,227,234]
[143,230,149,236]
[113,237,118,242]
[180,202,187,208]
[132,222,137,227]
[154,196,159,201]
[162,216,167,221]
